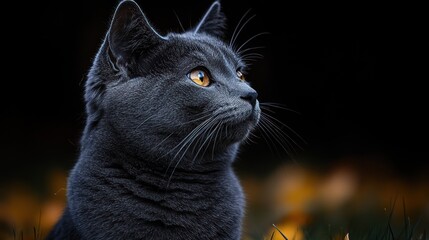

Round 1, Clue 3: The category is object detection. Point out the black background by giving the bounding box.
[1,0,427,186]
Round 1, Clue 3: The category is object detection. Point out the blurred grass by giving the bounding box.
[241,160,429,240]
[1,161,428,240]
[267,195,428,240]
[267,203,427,240]
[296,197,427,240]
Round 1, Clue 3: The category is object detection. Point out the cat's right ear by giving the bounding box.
[107,0,163,67]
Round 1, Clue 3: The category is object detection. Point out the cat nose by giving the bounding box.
[240,90,258,108]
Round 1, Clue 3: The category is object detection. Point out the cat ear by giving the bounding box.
[107,0,163,66]
[193,1,226,38]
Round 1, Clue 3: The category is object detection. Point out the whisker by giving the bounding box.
[211,120,223,161]
[229,9,252,47]
[236,32,270,53]
[242,56,263,61]
[257,118,285,155]
[171,118,212,161]
[192,117,221,164]
[133,115,156,132]
[167,113,221,169]
[241,57,264,62]
[231,14,256,50]
[149,132,176,153]
[260,106,277,114]
[188,117,218,156]
[241,59,260,64]
[173,11,185,32]
[262,112,306,144]
[237,46,266,56]
[244,132,258,145]
[173,112,213,127]
[167,116,220,187]
[241,56,264,62]
[165,119,213,187]
[241,53,264,59]
[261,114,301,151]
[191,117,222,165]
[260,102,300,114]
[259,116,293,155]
[149,112,214,155]
[160,117,212,166]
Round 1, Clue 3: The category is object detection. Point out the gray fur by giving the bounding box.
[48,1,260,239]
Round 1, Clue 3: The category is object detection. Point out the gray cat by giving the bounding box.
[47,1,260,239]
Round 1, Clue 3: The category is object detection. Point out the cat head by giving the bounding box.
[85,0,260,165]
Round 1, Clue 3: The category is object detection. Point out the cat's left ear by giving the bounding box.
[107,0,163,67]
[193,1,226,38]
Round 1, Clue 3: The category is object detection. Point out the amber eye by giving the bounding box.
[188,69,210,87]
[237,70,245,81]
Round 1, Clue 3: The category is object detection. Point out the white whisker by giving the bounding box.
[237,46,266,56]
[260,102,300,114]
[166,115,221,188]
[236,32,270,53]
[229,9,252,47]
[257,118,285,155]
[263,112,306,144]
[133,115,156,132]
[261,114,297,152]
[173,11,185,32]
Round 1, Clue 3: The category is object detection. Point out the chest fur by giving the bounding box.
[67,157,244,240]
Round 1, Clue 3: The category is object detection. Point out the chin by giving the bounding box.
[224,121,253,143]
[222,110,260,144]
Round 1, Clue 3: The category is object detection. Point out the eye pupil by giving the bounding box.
[198,71,204,82]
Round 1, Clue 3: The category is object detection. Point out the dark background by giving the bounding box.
[1,0,427,187]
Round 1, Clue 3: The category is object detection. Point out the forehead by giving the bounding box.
[167,33,241,67]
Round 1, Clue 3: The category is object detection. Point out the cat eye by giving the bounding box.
[188,69,210,87]
[237,70,245,81]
